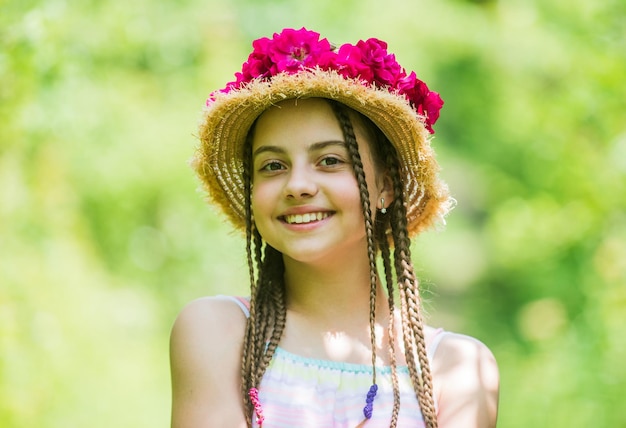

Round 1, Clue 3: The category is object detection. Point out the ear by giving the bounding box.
[376,172,395,211]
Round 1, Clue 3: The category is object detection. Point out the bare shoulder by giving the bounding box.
[170,296,248,428]
[430,332,500,428]
[171,295,248,348]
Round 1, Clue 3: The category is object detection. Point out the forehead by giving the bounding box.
[252,98,344,147]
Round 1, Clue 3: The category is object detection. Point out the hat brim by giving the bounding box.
[193,68,451,236]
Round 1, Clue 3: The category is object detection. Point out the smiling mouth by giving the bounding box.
[283,212,331,225]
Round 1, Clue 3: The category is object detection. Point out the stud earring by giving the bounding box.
[380,198,387,214]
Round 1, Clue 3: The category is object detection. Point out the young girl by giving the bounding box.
[170,28,499,428]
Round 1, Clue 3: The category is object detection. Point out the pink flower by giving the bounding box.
[335,43,374,81]
[237,37,277,81]
[397,72,443,133]
[355,38,405,87]
[422,91,444,133]
[335,39,405,87]
[397,71,429,104]
[267,28,333,73]
[224,29,334,87]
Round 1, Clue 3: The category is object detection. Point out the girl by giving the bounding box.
[170,28,499,428]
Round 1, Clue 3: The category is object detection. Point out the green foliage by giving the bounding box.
[1,0,624,426]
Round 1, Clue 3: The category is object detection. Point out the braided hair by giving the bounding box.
[240,99,438,428]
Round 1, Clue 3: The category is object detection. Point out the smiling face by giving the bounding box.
[250,98,389,266]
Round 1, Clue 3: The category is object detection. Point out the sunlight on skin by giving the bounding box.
[323,330,352,360]
[322,322,390,363]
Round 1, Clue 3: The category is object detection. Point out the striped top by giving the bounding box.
[223,296,447,428]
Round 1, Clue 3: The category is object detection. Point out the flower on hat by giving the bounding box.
[267,27,335,73]
[209,27,443,133]
[397,71,444,134]
[336,38,404,88]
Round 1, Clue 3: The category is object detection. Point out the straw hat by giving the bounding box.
[193,28,452,236]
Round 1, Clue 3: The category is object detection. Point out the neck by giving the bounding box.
[282,250,387,325]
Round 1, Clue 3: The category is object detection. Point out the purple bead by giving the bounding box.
[363,402,373,419]
[362,384,378,419]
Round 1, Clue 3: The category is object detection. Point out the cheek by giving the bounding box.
[250,181,276,217]
[333,181,368,220]
[250,186,264,216]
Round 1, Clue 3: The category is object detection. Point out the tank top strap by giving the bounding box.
[426,328,449,362]
[218,295,251,318]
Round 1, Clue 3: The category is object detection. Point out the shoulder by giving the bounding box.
[172,295,249,333]
[169,296,248,428]
[430,332,500,428]
[170,296,248,361]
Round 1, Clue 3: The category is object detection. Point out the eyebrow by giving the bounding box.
[252,140,346,158]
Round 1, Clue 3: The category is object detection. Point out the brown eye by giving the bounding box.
[319,156,342,167]
[261,161,285,171]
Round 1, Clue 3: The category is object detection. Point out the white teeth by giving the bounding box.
[285,212,329,224]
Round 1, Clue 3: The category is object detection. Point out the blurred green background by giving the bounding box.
[1,0,624,426]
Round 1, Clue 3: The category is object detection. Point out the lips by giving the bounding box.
[283,212,331,224]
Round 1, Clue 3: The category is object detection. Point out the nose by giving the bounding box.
[283,164,318,199]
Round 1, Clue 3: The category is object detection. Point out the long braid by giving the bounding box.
[241,127,288,427]
[247,244,287,427]
[251,223,265,383]
[254,246,282,378]
[241,135,257,426]
[375,218,401,426]
[258,247,286,375]
[383,142,438,428]
[330,100,385,423]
